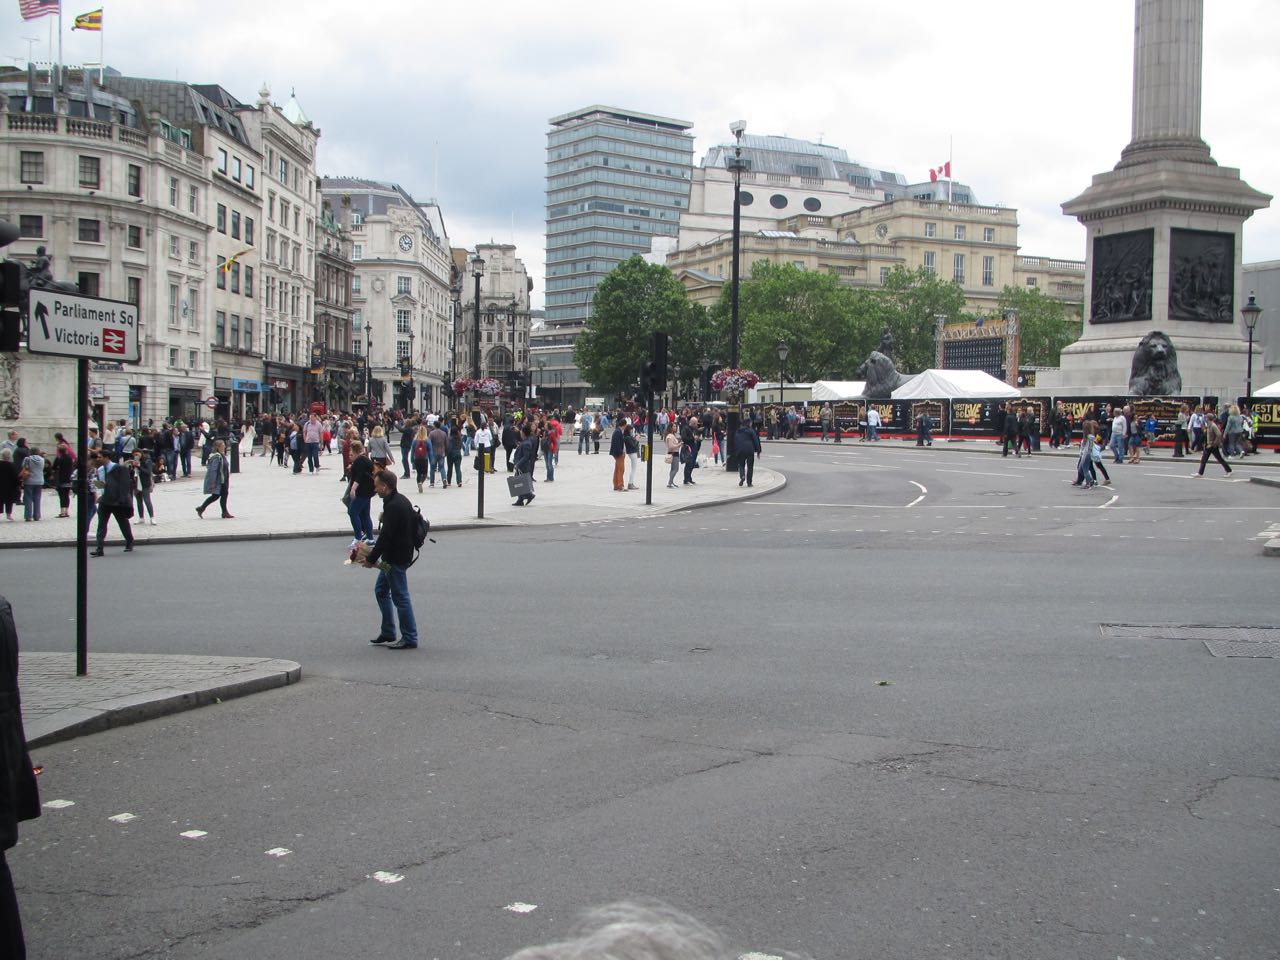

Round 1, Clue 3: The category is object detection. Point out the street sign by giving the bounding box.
[27,289,140,362]
[203,396,219,409]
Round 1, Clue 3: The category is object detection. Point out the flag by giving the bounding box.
[221,248,253,274]
[72,7,102,29]
[18,0,60,20]
[929,161,952,182]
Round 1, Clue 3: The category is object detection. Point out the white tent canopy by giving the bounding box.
[810,380,866,401]
[1254,379,1280,398]
[891,369,1020,400]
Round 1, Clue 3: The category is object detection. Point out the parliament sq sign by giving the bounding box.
[27,289,141,363]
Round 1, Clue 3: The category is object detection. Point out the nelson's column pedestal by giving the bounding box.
[1038,0,1270,398]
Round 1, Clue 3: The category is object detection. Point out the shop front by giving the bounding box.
[169,387,203,426]
[264,363,306,413]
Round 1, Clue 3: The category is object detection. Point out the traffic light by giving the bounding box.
[1,221,21,352]
[648,331,668,393]
[640,360,659,396]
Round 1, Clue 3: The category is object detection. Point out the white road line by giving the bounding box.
[504,902,538,913]
[108,813,138,824]
[43,799,74,809]
[180,830,208,839]
[907,480,927,508]
[936,469,1022,478]
[1099,494,1119,509]
[370,871,404,884]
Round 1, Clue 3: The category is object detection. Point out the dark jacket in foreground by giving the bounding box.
[367,491,416,567]
[0,596,39,851]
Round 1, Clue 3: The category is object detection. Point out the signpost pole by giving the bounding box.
[76,357,89,676]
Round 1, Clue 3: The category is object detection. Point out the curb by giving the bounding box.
[25,658,302,748]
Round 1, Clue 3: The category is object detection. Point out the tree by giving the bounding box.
[573,257,696,393]
[997,285,1081,367]
[877,266,967,373]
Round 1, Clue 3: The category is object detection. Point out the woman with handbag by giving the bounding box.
[18,448,44,522]
[663,423,681,489]
[366,425,393,471]
[511,424,537,506]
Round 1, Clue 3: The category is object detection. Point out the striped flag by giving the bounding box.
[222,248,253,274]
[18,0,60,21]
[72,7,102,29]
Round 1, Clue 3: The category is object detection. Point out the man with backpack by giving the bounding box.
[363,471,420,650]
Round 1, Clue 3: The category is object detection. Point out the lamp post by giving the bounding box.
[777,339,790,422]
[725,119,749,470]
[470,254,485,381]
[1242,292,1262,402]
[406,328,416,413]
[536,359,546,407]
[364,321,372,406]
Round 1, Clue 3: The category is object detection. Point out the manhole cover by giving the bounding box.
[1101,623,1280,658]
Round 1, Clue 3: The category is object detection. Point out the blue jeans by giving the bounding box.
[164,449,178,478]
[180,449,192,476]
[867,425,879,441]
[401,446,412,477]
[430,454,446,484]
[375,563,417,646]
[23,485,42,520]
[1109,434,1125,462]
[347,495,373,540]
[306,441,320,472]
[545,451,555,481]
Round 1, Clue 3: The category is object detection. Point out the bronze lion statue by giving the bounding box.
[1128,330,1182,396]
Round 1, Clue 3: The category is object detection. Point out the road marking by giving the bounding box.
[907,480,927,507]
[43,799,75,810]
[370,871,404,884]
[265,847,292,857]
[1099,494,1119,509]
[108,812,137,824]
[937,469,1022,478]
[504,902,538,913]
[180,830,208,839]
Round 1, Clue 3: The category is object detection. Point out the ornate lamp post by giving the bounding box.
[725,119,749,470]
[363,321,373,405]
[470,253,485,381]
[1242,292,1262,402]
[777,339,790,417]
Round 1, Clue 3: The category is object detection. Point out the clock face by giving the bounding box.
[398,234,413,252]
[875,223,888,240]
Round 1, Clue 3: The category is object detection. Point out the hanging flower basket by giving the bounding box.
[710,368,760,397]
[451,377,475,395]
[474,377,502,397]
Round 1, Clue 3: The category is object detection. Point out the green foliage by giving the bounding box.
[877,266,966,373]
[573,257,700,393]
[997,285,1081,367]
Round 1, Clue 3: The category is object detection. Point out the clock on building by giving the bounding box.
[398,234,414,252]
[875,223,889,240]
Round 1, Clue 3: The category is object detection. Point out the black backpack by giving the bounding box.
[408,506,434,566]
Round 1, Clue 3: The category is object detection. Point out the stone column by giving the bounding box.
[1119,0,1213,167]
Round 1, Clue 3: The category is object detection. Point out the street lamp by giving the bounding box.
[405,328,416,412]
[536,359,546,405]
[725,119,749,470]
[1242,292,1262,401]
[364,321,373,405]
[470,253,485,380]
[777,339,790,419]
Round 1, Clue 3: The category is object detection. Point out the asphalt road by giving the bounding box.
[6,442,1279,960]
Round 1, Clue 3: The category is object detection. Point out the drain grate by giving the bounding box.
[1100,623,1280,658]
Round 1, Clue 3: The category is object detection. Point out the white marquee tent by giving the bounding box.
[809,380,866,401]
[891,369,1020,400]
[1254,379,1280,397]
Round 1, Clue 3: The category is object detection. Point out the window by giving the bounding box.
[169,176,179,206]
[396,340,411,360]
[923,251,935,275]
[127,225,142,248]
[293,209,300,233]
[232,157,242,181]
[20,151,44,184]
[188,349,198,369]
[231,210,241,240]
[267,233,276,261]
[396,310,411,334]
[279,200,288,228]
[78,155,101,189]
[396,276,411,295]
[189,240,198,262]
[352,275,361,294]
[127,164,142,198]
[1026,276,1038,288]
[168,284,180,327]
[168,347,179,368]
[352,244,362,260]
[924,222,936,238]
[278,157,288,184]
[983,227,995,243]
[245,266,254,298]
[353,338,362,357]
[243,317,253,351]
[78,219,101,242]
[229,313,240,347]
[230,261,241,294]
[353,308,362,327]
[216,204,227,233]
[215,311,226,346]
[77,272,100,297]
[169,235,180,258]
[188,185,198,214]
[953,254,965,283]
[982,255,995,286]
[954,225,966,240]
[245,165,255,189]
[266,276,275,311]
[187,287,198,329]
[244,217,255,245]
[267,192,276,222]
[217,148,228,174]
[127,276,141,311]
[18,215,43,238]
[216,257,226,289]
[879,267,891,284]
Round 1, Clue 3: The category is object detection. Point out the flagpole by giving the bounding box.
[56,6,62,79]
[947,135,953,204]
[99,7,104,85]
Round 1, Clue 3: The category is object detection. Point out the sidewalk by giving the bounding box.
[0,441,785,549]
[8,442,781,746]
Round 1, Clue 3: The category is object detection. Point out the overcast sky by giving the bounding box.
[8,0,1279,309]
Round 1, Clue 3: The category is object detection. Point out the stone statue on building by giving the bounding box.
[25,247,77,293]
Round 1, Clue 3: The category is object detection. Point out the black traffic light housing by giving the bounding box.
[648,331,668,393]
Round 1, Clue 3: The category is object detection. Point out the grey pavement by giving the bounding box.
[9,441,781,748]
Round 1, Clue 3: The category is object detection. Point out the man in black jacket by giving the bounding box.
[734,421,761,487]
[511,424,537,506]
[0,596,40,959]
[363,471,419,649]
[91,452,135,556]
